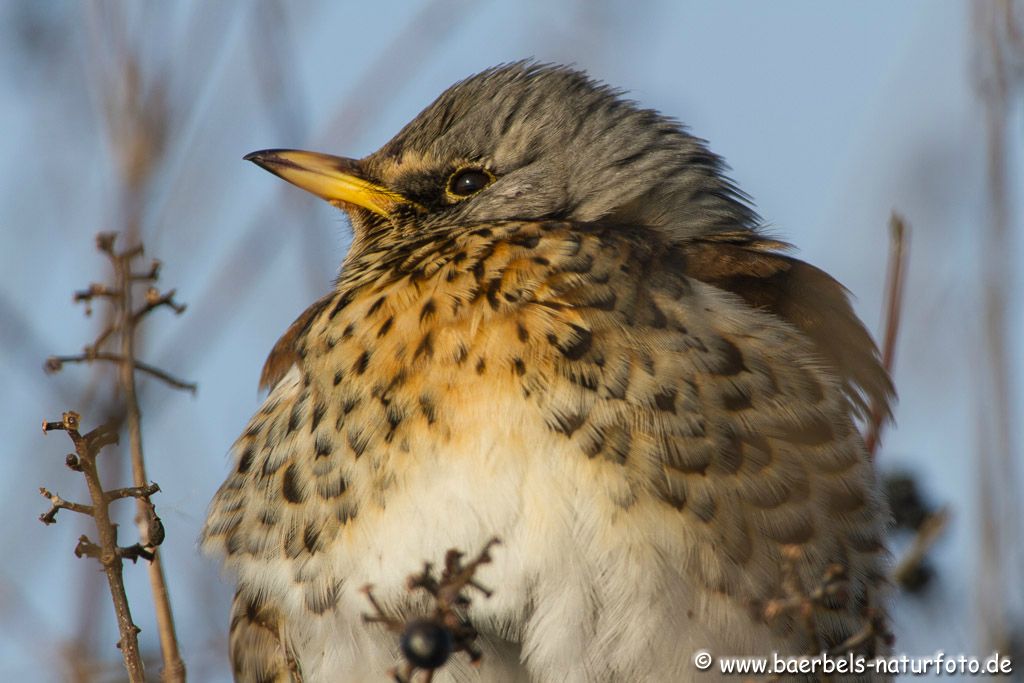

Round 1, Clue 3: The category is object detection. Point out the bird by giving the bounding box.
[202,62,893,682]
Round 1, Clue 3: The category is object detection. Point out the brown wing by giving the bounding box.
[684,231,893,420]
[228,589,301,683]
[260,293,336,391]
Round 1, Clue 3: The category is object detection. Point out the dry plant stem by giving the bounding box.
[65,292,124,677]
[972,0,1023,656]
[759,549,890,683]
[864,214,908,459]
[75,7,183,673]
[891,507,951,588]
[39,488,94,522]
[47,352,197,393]
[49,234,192,680]
[114,247,187,683]
[827,608,888,658]
[43,413,145,683]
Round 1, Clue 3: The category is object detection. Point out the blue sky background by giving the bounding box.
[1,1,1021,680]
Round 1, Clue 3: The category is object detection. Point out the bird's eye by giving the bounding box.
[447,168,494,198]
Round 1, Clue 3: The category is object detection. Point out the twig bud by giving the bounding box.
[96,232,117,254]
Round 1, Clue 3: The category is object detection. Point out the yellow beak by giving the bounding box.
[244,149,409,217]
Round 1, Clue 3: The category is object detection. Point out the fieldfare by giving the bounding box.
[203,63,892,682]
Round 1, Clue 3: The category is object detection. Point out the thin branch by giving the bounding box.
[118,543,156,564]
[42,412,145,682]
[45,234,191,682]
[865,214,908,459]
[106,482,161,502]
[46,352,197,393]
[827,608,889,657]
[131,258,162,282]
[363,538,499,682]
[972,0,1024,656]
[755,547,892,683]
[761,546,828,656]
[89,323,121,355]
[891,506,951,588]
[132,286,186,323]
[113,242,187,683]
[38,487,94,524]
[74,283,120,317]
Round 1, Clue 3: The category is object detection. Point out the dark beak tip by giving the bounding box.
[245,149,288,165]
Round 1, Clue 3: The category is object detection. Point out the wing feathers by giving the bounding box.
[684,234,893,420]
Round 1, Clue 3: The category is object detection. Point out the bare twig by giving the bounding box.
[827,608,890,658]
[41,412,146,682]
[131,259,162,282]
[761,546,835,656]
[972,0,1024,656]
[363,538,500,682]
[891,506,951,589]
[59,2,226,675]
[46,352,197,393]
[113,240,187,683]
[74,283,119,315]
[757,544,892,683]
[83,10,184,676]
[38,487,94,524]
[133,286,186,321]
[106,482,161,502]
[757,546,892,683]
[46,234,191,682]
[762,553,848,627]
[864,213,908,459]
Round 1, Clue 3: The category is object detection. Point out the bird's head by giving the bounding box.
[246,62,756,243]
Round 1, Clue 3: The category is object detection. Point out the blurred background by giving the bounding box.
[2,1,1022,681]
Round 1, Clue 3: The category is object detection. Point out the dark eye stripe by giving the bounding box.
[448,169,493,197]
